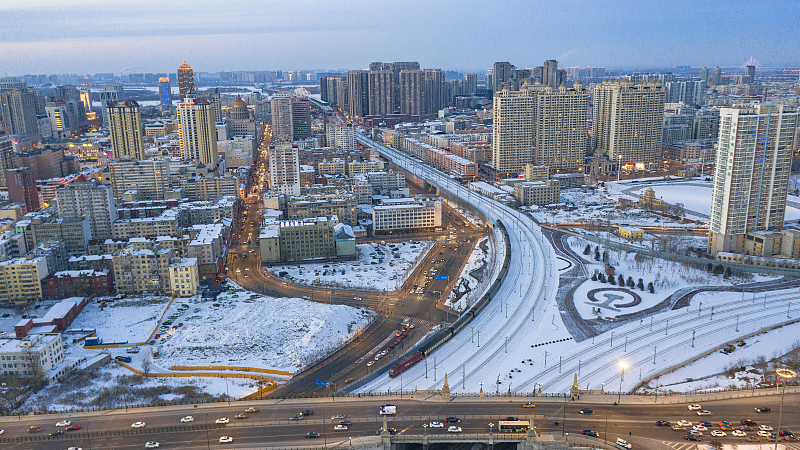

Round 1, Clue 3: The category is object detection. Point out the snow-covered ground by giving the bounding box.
[268,241,432,292]
[155,289,374,372]
[446,236,492,311]
[608,178,800,222]
[70,296,168,343]
[531,188,705,227]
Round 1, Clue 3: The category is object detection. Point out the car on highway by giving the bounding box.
[696,410,712,416]
[448,426,462,433]
[219,436,233,443]
[699,421,713,427]
[367,361,375,366]
[445,417,460,423]
[766,435,778,442]
[688,404,701,410]
[656,420,670,426]
[671,425,686,431]
[56,420,72,426]
[290,415,303,420]
[615,438,632,449]
[689,430,703,436]
[522,403,536,408]
[430,422,443,428]
[301,410,313,416]
[334,424,348,431]
[684,434,701,441]
[711,430,726,437]
[745,436,760,442]
[306,432,320,438]
[376,427,397,435]
[145,443,160,449]
[758,430,772,437]
[180,416,194,423]
[760,425,773,431]
[579,408,593,414]
[780,430,795,437]
[742,419,758,426]
[131,422,145,428]
[215,418,230,424]
[755,406,771,413]
[338,420,352,426]
[693,425,707,431]
[784,435,798,441]
[50,430,64,436]
[66,425,81,431]
[676,420,692,427]
[28,426,40,433]
[732,430,746,437]
[235,414,248,420]
[245,407,258,413]
[582,430,598,437]
[67,448,82,450]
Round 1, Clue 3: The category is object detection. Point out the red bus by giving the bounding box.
[388,353,423,378]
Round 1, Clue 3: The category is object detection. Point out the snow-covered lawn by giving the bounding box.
[155,289,374,372]
[69,296,169,343]
[609,178,800,222]
[268,241,432,292]
[531,188,704,227]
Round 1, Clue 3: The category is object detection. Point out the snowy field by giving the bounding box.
[531,188,704,227]
[69,296,170,343]
[155,289,374,372]
[268,241,432,292]
[608,178,800,222]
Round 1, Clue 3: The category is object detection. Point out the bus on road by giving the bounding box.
[498,420,529,432]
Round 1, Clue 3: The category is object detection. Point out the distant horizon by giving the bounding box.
[2,0,796,76]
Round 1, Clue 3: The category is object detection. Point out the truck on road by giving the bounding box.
[379,405,397,415]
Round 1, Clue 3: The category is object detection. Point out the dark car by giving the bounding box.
[65,425,81,431]
[685,434,701,441]
[742,419,758,426]
[376,427,397,435]
[28,426,40,433]
[780,430,795,437]
[339,420,352,426]
[699,421,713,427]
[579,408,593,414]
[49,430,64,436]
[301,410,313,416]
[582,430,598,437]
[755,407,771,413]
[235,413,248,419]
[505,417,519,421]
[306,432,320,438]
[446,417,460,423]
[656,420,671,426]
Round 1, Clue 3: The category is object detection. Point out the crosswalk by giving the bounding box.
[661,439,800,450]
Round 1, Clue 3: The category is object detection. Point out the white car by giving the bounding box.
[56,420,71,427]
[448,426,462,433]
[689,430,703,436]
[693,425,708,431]
[688,404,702,411]
[615,438,632,449]
[216,417,230,424]
[180,416,194,423]
[132,422,146,428]
[758,430,771,437]
[332,414,345,420]
[676,420,692,427]
[67,448,82,450]
[429,421,444,428]
[219,436,233,443]
[696,410,712,416]
[759,425,773,431]
[334,424,348,431]
[711,430,726,437]
[145,443,160,449]
[732,429,746,437]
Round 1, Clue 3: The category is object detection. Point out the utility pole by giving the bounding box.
[653,346,657,365]
[691,330,695,348]
[624,336,627,352]
[544,351,548,367]
[505,337,508,353]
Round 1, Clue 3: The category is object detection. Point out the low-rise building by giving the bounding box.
[372,197,442,234]
[618,226,644,241]
[41,269,112,300]
[0,334,65,378]
[279,216,338,263]
[168,258,199,297]
[513,181,561,206]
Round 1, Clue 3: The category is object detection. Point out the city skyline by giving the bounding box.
[1,0,798,75]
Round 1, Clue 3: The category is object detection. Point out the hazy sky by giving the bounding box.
[1,0,797,75]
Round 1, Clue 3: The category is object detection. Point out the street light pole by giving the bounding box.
[618,363,626,403]
[775,368,796,450]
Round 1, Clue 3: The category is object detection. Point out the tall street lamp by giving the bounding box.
[618,362,627,404]
[775,368,796,450]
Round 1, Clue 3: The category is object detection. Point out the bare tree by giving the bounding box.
[142,358,152,377]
